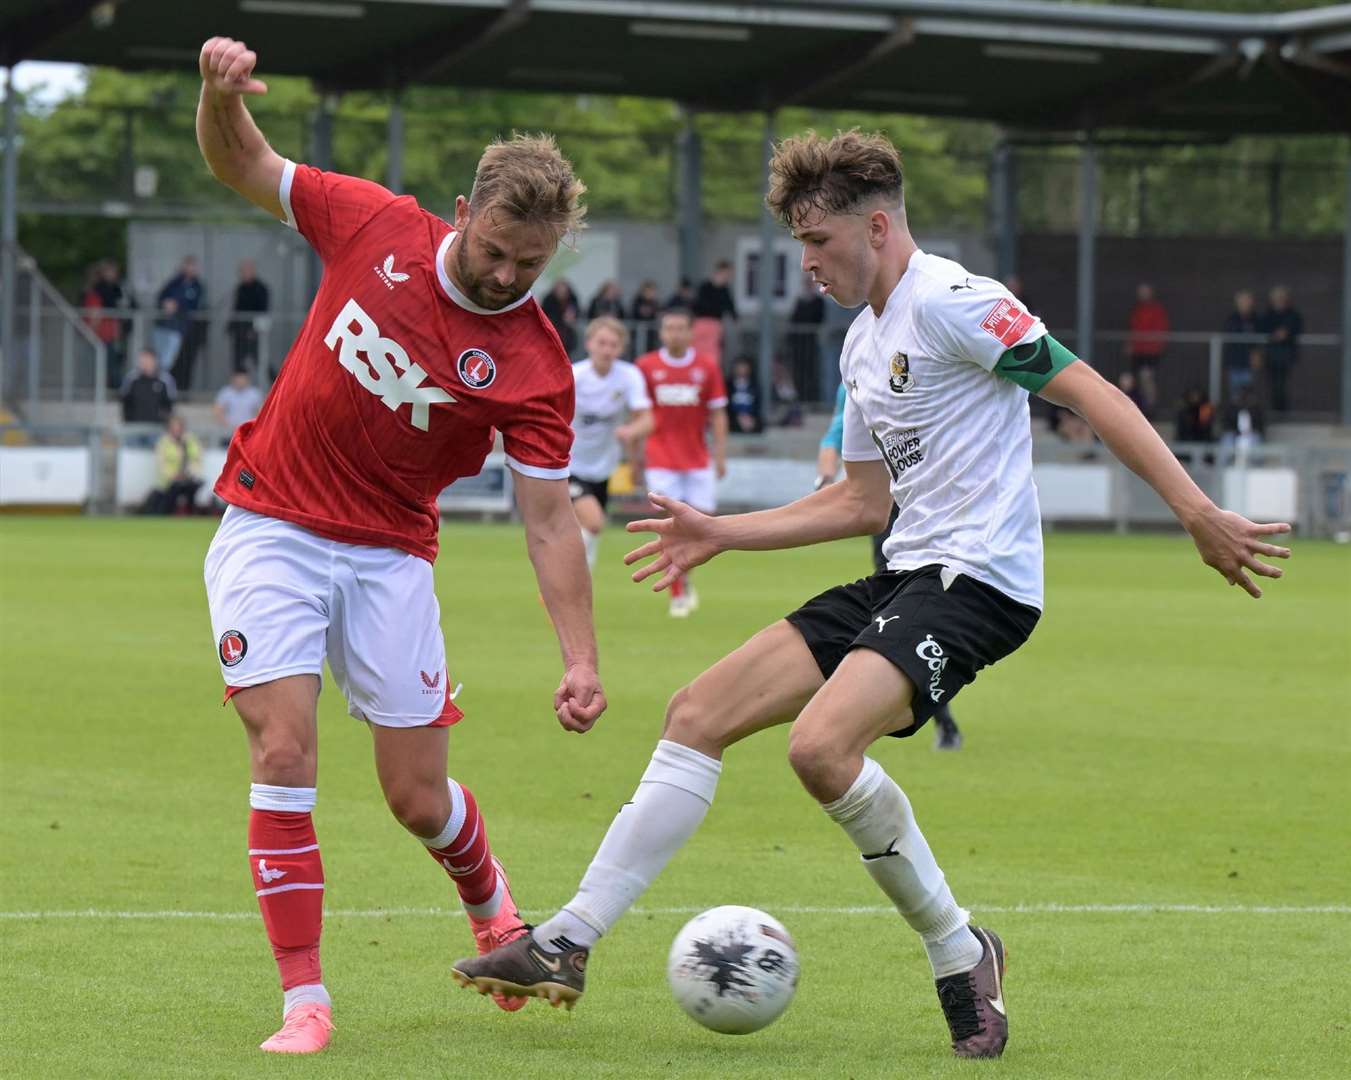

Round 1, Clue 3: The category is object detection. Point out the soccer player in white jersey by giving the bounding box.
[569,316,653,570]
[454,131,1290,1058]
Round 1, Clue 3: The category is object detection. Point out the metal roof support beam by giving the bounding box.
[1076,136,1097,366]
[676,105,703,290]
[1,69,17,397]
[757,110,777,413]
[772,21,915,110]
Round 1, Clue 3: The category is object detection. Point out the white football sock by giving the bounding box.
[533,739,721,952]
[581,527,600,570]
[282,983,331,1016]
[823,757,982,978]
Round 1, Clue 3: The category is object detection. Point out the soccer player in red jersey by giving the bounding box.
[635,308,728,616]
[195,38,605,1053]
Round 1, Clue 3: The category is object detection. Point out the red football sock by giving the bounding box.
[670,574,686,599]
[424,781,499,910]
[249,808,324,991]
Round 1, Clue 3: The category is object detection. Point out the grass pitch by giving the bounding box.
[1,518,1348,1079]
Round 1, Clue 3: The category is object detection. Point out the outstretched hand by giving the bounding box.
[554,663,606,733]
[623,493,722,592]
[200,37,268,96]
[1187,507,1291,598]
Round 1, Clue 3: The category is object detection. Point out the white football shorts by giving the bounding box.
[644,466,718,514]
[204,505,461,728]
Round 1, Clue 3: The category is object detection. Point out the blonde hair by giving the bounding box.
[470,132,588,242]
[767,129,904,227]
[585,315,629,349]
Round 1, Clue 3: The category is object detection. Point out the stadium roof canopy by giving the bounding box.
[3,0,1350,135]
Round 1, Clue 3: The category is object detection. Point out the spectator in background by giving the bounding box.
[82,259,134,389]
[692,259,738,367]
[146,414,203,515]
[121,348,176,432]
[1260,285,1303,413]
[229,259,270,373]
[667,277,695,310]
[1175,387,1215,444]
[1222,289,1262,400]
[158,256,206,392]
[630,279,661,354]
[586,280,625,320]
[1116,369,1146,414]
[770,359,802,427]
[541,278,580,357]
[787,274,826,400]
[213,368,263,445]
[1127,282,1169,416]
[152,296,183,376]
[726,355,763,435]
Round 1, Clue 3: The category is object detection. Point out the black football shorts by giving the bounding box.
[568,476,610,511]
[785,564,1040,737]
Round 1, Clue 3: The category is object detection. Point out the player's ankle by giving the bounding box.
[532,908,600,953]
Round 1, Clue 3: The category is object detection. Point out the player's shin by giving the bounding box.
[822,758,981,978]
[248,784,330,1013]
[420,779,502,918]
[532,739,720,952]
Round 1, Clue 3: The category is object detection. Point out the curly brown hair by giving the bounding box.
[470,132,588,243]
[766,129,904,227]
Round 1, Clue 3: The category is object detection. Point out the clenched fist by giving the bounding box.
[199,37,268,96]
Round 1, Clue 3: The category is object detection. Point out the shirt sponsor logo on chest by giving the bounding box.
[324,298,456,432]
[654,383,701,406]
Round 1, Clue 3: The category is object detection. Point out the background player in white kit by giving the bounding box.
[454,130,1291,1059]
[195,38,606,1054]
[569,316,652,570]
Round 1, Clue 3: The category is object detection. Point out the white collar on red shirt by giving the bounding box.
[659,348,696,368]
[435,231,534,316]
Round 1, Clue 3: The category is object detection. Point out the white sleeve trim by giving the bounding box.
[842,449,883,461]
[706,396,729,409]
[279,159,298,230]
[505,454,570,481]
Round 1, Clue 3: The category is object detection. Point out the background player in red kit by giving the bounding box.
[195,38,605,1053]
[636,308,728,617]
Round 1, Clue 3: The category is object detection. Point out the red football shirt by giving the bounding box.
[636,348,727,470]
[216,161,574,562]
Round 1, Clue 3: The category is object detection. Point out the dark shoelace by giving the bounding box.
[936,973,984,1042]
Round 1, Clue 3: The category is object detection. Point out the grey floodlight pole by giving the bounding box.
[1077,134,1098,363]
[757,110,777,403]
[387,91,404,194]
[991,134,1018,281]
[676,104,704,291]
[1342,151,1351,426]
[1,67,18,399]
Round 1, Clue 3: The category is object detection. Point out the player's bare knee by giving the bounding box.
[382,781,450,838]
[661,683,724,756]
[250,734,315,788]
[786,723,839,797]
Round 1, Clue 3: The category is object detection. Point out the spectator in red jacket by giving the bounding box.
[1127,282,1170,417]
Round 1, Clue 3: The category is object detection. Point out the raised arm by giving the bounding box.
[196,37,286,219]
[1039,358,1290,597]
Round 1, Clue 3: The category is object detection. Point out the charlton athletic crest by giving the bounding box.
[219,630,248,668]
[888,351,914,394]
[457,348,497,389]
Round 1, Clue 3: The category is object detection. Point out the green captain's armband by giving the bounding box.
[993,334,1077,393]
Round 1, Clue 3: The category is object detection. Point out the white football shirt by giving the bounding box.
[570,358,651,482]
[840,251,1048,609]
